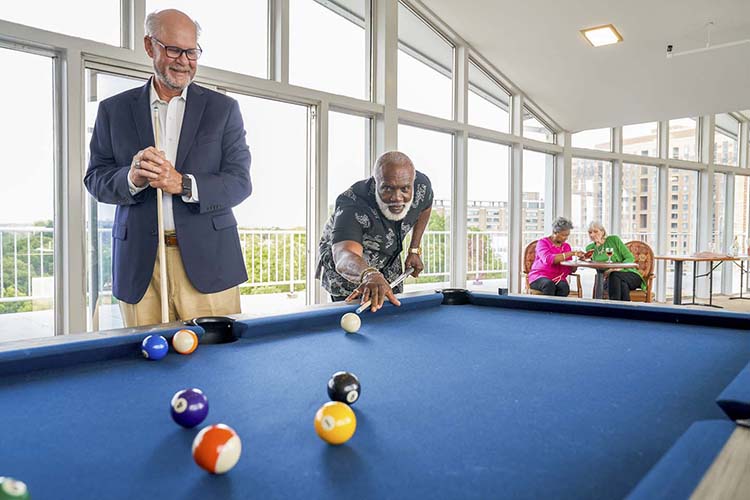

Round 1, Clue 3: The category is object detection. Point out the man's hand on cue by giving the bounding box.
[346,271,401,312]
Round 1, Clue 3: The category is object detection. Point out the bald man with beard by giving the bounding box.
[316,151,433,312]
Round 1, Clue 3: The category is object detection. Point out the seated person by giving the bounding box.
[585,221,645,301]
[315,151,433,312]
[528,217,583,296]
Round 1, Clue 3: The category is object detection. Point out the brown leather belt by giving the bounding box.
[164,232,178,247]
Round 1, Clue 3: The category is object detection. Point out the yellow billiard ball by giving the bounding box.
[314,401,357,445]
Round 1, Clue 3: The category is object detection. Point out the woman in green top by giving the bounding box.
[585,221,645,301]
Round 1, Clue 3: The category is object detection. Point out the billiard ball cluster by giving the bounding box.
[314,371,361,445]
[141,329,200,360]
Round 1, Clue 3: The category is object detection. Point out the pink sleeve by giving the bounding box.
[535,238,555,265]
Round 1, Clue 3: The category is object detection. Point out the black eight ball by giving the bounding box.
[327,371,360,405]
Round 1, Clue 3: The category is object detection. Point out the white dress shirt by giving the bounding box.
[128,80,199,231]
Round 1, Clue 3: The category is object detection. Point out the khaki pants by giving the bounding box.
[119,246,241,328]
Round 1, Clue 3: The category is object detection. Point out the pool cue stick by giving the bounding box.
[356,267,415,314]
[153,106,169,324]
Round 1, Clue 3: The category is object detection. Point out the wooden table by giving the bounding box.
[561,260,639,299]
[654,254,739,307]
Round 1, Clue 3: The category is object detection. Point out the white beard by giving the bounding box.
[375,190,411,221]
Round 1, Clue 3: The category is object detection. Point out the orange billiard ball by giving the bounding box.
[314,401,357,445]
[172,329,199,355]
[192,423,242,474]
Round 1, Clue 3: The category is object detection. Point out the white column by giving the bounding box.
[373,0,398,152]
[451,45,469,288]
[697,115,715,298]
[555,131,572,220]
[611,126,622,235]
[508,94,524,293]
[311,103,328,304]
[61,50,87,334]
[656,121,669,302]
[270,0,289,84]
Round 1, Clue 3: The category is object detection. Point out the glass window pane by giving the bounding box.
[669,117,698,161]
[85,71,146,332]
[522,150,553,245]
[0,1,120,46]
[147,0,268,78]
[328,111,370,215]
[468,61,509,133]
[467,139,509,292]
[667,169,698,300]
[231,93,309,313]
[714,113,739,166]
[398,3,453,119]
[622,122,658,157]
[571,128,611,151]
[570,158,612,248]
[0,48,55,342]
[290,0,368,99]
[523,108,554,143]
[620,164,658,247]
[732,175,750,294]
[398,124,452,290]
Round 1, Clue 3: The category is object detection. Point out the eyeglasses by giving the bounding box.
[149,37,203,61]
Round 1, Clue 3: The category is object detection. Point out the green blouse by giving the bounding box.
[585,235,645,290]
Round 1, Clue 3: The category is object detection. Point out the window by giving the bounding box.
[85,70,147,332]
[398,2,453,119]
[667,169,698,299]
[522,150,553,246]
[620,164,657,246]
[0,1,120,46]
[523,108,554,143]
[328,111,370,215]
[570,159,611,248]
[622,122,658,157]
[0,48,55,342]
[712,173,727,251]
[147,0,268,78]
[467,139,510,292]
[732,175,750,293]
[398,124,453,290]
[714,113,739,166]
[468,61,510,132]
[231,93,310,313]
[571,128,611,151]
[669,117,698,161]
[290,0,369,99]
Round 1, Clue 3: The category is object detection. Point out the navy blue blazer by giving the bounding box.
[85,81,252,304]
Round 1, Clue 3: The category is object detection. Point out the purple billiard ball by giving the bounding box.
[141,335,168,361]
[170,388,209,428]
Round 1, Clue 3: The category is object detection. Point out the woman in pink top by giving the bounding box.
[528,217,584,296]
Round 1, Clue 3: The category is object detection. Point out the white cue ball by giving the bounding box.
[340,312,361,333]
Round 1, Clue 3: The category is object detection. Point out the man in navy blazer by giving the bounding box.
[85,9,251,327]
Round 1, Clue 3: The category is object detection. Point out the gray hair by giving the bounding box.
[551,217,574,234]
[373,151,414,178]
[588,220,606,236]
[145,10,202,40]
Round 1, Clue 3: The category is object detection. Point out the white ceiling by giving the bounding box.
[421,0,750,132]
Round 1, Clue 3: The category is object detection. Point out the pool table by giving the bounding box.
[1,291,749,499]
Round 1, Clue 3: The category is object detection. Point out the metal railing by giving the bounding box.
[1,227,516,309]
[0,226,54,303]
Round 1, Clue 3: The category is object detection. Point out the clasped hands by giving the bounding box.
[129,147,183,194]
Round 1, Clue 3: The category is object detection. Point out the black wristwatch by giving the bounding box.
[181,174,192,198]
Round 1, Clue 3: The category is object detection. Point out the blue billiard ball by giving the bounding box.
[141,335,168,360]
[170,388,209,428]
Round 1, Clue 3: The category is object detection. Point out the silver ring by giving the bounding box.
[135,160,140,169]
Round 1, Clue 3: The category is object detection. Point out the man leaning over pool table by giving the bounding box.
[316,151,433,312]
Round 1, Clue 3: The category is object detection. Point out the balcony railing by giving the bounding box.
[1,227,515,310]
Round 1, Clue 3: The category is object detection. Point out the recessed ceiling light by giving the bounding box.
[581,24,623,47]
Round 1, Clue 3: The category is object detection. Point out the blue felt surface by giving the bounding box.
[717,361,750,421]
[626,420,736,499]
[0,298,749,499]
